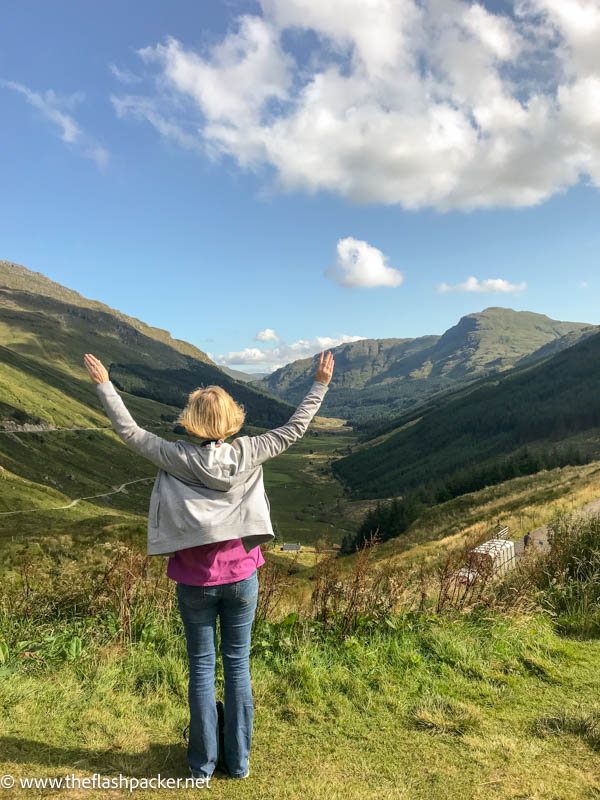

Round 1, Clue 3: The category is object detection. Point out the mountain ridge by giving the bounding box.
[254,307,592,420]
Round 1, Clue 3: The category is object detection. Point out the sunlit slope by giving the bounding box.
[0,258,214,367]
[0,344,181,429]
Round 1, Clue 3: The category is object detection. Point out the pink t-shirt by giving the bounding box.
[166,538,265,586]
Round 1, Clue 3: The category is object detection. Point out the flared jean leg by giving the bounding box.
[177,585,219,777]
[219,571,259,777]
[176,571,259,779]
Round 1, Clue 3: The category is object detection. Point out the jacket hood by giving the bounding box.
[179,439,249,492]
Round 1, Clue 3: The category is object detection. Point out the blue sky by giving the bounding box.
[1,0,598,372]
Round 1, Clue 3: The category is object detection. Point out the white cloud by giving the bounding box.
[438,276,527,293]
[110,0,600,210]
[217,333,364,370]
[326,237,403,288]
[1,80,109,167]
[255,328,280,341]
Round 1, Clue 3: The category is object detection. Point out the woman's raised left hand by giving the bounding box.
[84,353,110,384]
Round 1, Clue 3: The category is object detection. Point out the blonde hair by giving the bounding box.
[178,385,245,440]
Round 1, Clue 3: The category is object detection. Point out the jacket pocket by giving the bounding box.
[149,473,162,528]
[149,492,160,528]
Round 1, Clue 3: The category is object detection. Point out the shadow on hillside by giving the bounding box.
[0,736,192,778]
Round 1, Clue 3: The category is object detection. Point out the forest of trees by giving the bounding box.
[339,444,587,555]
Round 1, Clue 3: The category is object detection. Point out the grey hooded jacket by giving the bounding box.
[95,379,329,556]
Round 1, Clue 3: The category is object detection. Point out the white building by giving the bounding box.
[469,538,516,577]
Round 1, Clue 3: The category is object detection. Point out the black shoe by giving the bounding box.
[216,700,226,770]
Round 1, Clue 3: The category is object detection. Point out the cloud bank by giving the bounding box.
[111,0,600,210]
[216,333,365,370]
[438,276,527,293]
[326,237,403,288]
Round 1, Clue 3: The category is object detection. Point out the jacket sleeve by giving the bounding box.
[241,380,329,468]
[95,381,193,480]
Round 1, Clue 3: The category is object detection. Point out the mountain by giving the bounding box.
[332,329,600,499]
[220,366,270,382]
[0,259,293,430]
[254,307,591,420]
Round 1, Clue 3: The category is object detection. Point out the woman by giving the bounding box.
[83,351,334,781]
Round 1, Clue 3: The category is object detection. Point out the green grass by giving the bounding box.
[1,606,599,799]
[263,426,357,546]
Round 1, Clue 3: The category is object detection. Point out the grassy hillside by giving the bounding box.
[0,259,293,430]
[333,329,600,499]
[255,307,591,421]
[342,462,600,572]
[0,259,214,364]
[260,459,600,605]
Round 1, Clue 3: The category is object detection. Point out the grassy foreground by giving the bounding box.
[0,616,600,800]
[1,513,600,799]
[1,609,599,798]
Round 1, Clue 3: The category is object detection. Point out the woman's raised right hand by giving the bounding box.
[314,351,334,386]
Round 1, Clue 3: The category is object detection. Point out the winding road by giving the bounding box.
[0,423,164,435]
[0,477,154,517]
[0,420,170,516]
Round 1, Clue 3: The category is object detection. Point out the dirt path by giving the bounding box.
[522,496,600,553]
[0,477,154,517]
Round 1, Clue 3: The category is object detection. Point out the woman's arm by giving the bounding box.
[84,353,194,479]
[240,351,334,468]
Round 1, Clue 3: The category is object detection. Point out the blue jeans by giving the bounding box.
[176,570,259,778]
